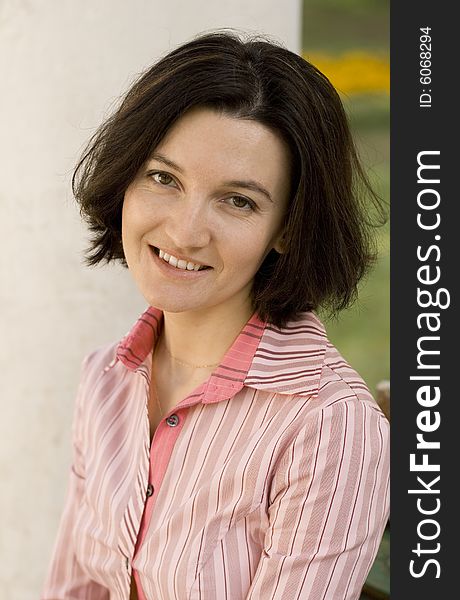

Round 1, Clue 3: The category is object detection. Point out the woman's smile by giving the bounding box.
[149,244,213,280]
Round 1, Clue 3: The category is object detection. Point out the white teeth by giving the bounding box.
[157,248,206,271]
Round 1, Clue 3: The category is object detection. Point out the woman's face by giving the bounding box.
[122,106,290,317]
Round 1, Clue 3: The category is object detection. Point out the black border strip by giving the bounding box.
[391,2,457,595]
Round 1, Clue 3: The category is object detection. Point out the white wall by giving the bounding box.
[0,1,300,597]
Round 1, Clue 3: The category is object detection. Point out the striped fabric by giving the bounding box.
[42,306,390,600]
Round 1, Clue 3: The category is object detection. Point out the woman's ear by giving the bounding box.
[273,230,286,254]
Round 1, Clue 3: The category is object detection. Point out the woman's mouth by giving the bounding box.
[150,245,212,277]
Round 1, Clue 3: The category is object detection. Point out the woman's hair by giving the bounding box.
[73,29,386,329]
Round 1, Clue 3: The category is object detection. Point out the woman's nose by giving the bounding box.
[164,197,212,249]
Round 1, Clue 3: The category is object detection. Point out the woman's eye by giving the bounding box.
[150,171,175,186]
[228,196,256,211]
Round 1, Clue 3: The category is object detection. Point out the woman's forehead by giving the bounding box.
[150,106,292,188]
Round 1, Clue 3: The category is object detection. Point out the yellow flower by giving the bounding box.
[303,51,390,95]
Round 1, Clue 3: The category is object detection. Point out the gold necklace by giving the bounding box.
[151,345,164,418]
[150,342,219,420]
[163,344,220,369]
[152,384,163,418]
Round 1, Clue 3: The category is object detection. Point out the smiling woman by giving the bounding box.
[41,30,389,600]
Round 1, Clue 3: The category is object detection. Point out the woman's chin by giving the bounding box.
[141,293,209,314]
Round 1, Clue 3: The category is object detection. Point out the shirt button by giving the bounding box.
[166,414,179,427]
[146,483,154,497]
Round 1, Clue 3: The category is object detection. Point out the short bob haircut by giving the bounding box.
[73,29,385,330]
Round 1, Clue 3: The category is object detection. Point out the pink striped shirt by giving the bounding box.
[42,306,390,599]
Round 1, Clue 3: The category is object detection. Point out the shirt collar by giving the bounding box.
[116,306,328,402]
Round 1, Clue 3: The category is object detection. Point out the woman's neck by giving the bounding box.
[156,301,255,379]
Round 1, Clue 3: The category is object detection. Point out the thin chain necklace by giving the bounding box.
[151,344,164,418]
[163,344,221,369]
[152,383,164,418]
[151,340,220,419]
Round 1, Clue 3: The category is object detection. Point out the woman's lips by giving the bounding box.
[149,245,212,279]
[153,246,210,269]
[154,246,211,269]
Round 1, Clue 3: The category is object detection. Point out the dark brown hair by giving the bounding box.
[73,29,386,329]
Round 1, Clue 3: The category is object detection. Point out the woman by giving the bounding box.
[42,31,389,600]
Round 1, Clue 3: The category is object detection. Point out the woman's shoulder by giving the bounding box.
[262,311,387,423]
[313,337,386,420]
[283,311,384,416]
[78,340,121,386]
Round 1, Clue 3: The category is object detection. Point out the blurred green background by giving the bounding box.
[302,0,390,396]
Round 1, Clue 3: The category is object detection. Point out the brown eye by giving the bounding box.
[151,172,174,186]
[229,196,255,211]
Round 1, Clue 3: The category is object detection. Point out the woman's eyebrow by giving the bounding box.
[149,153,273,203]
[149,153,184,173]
